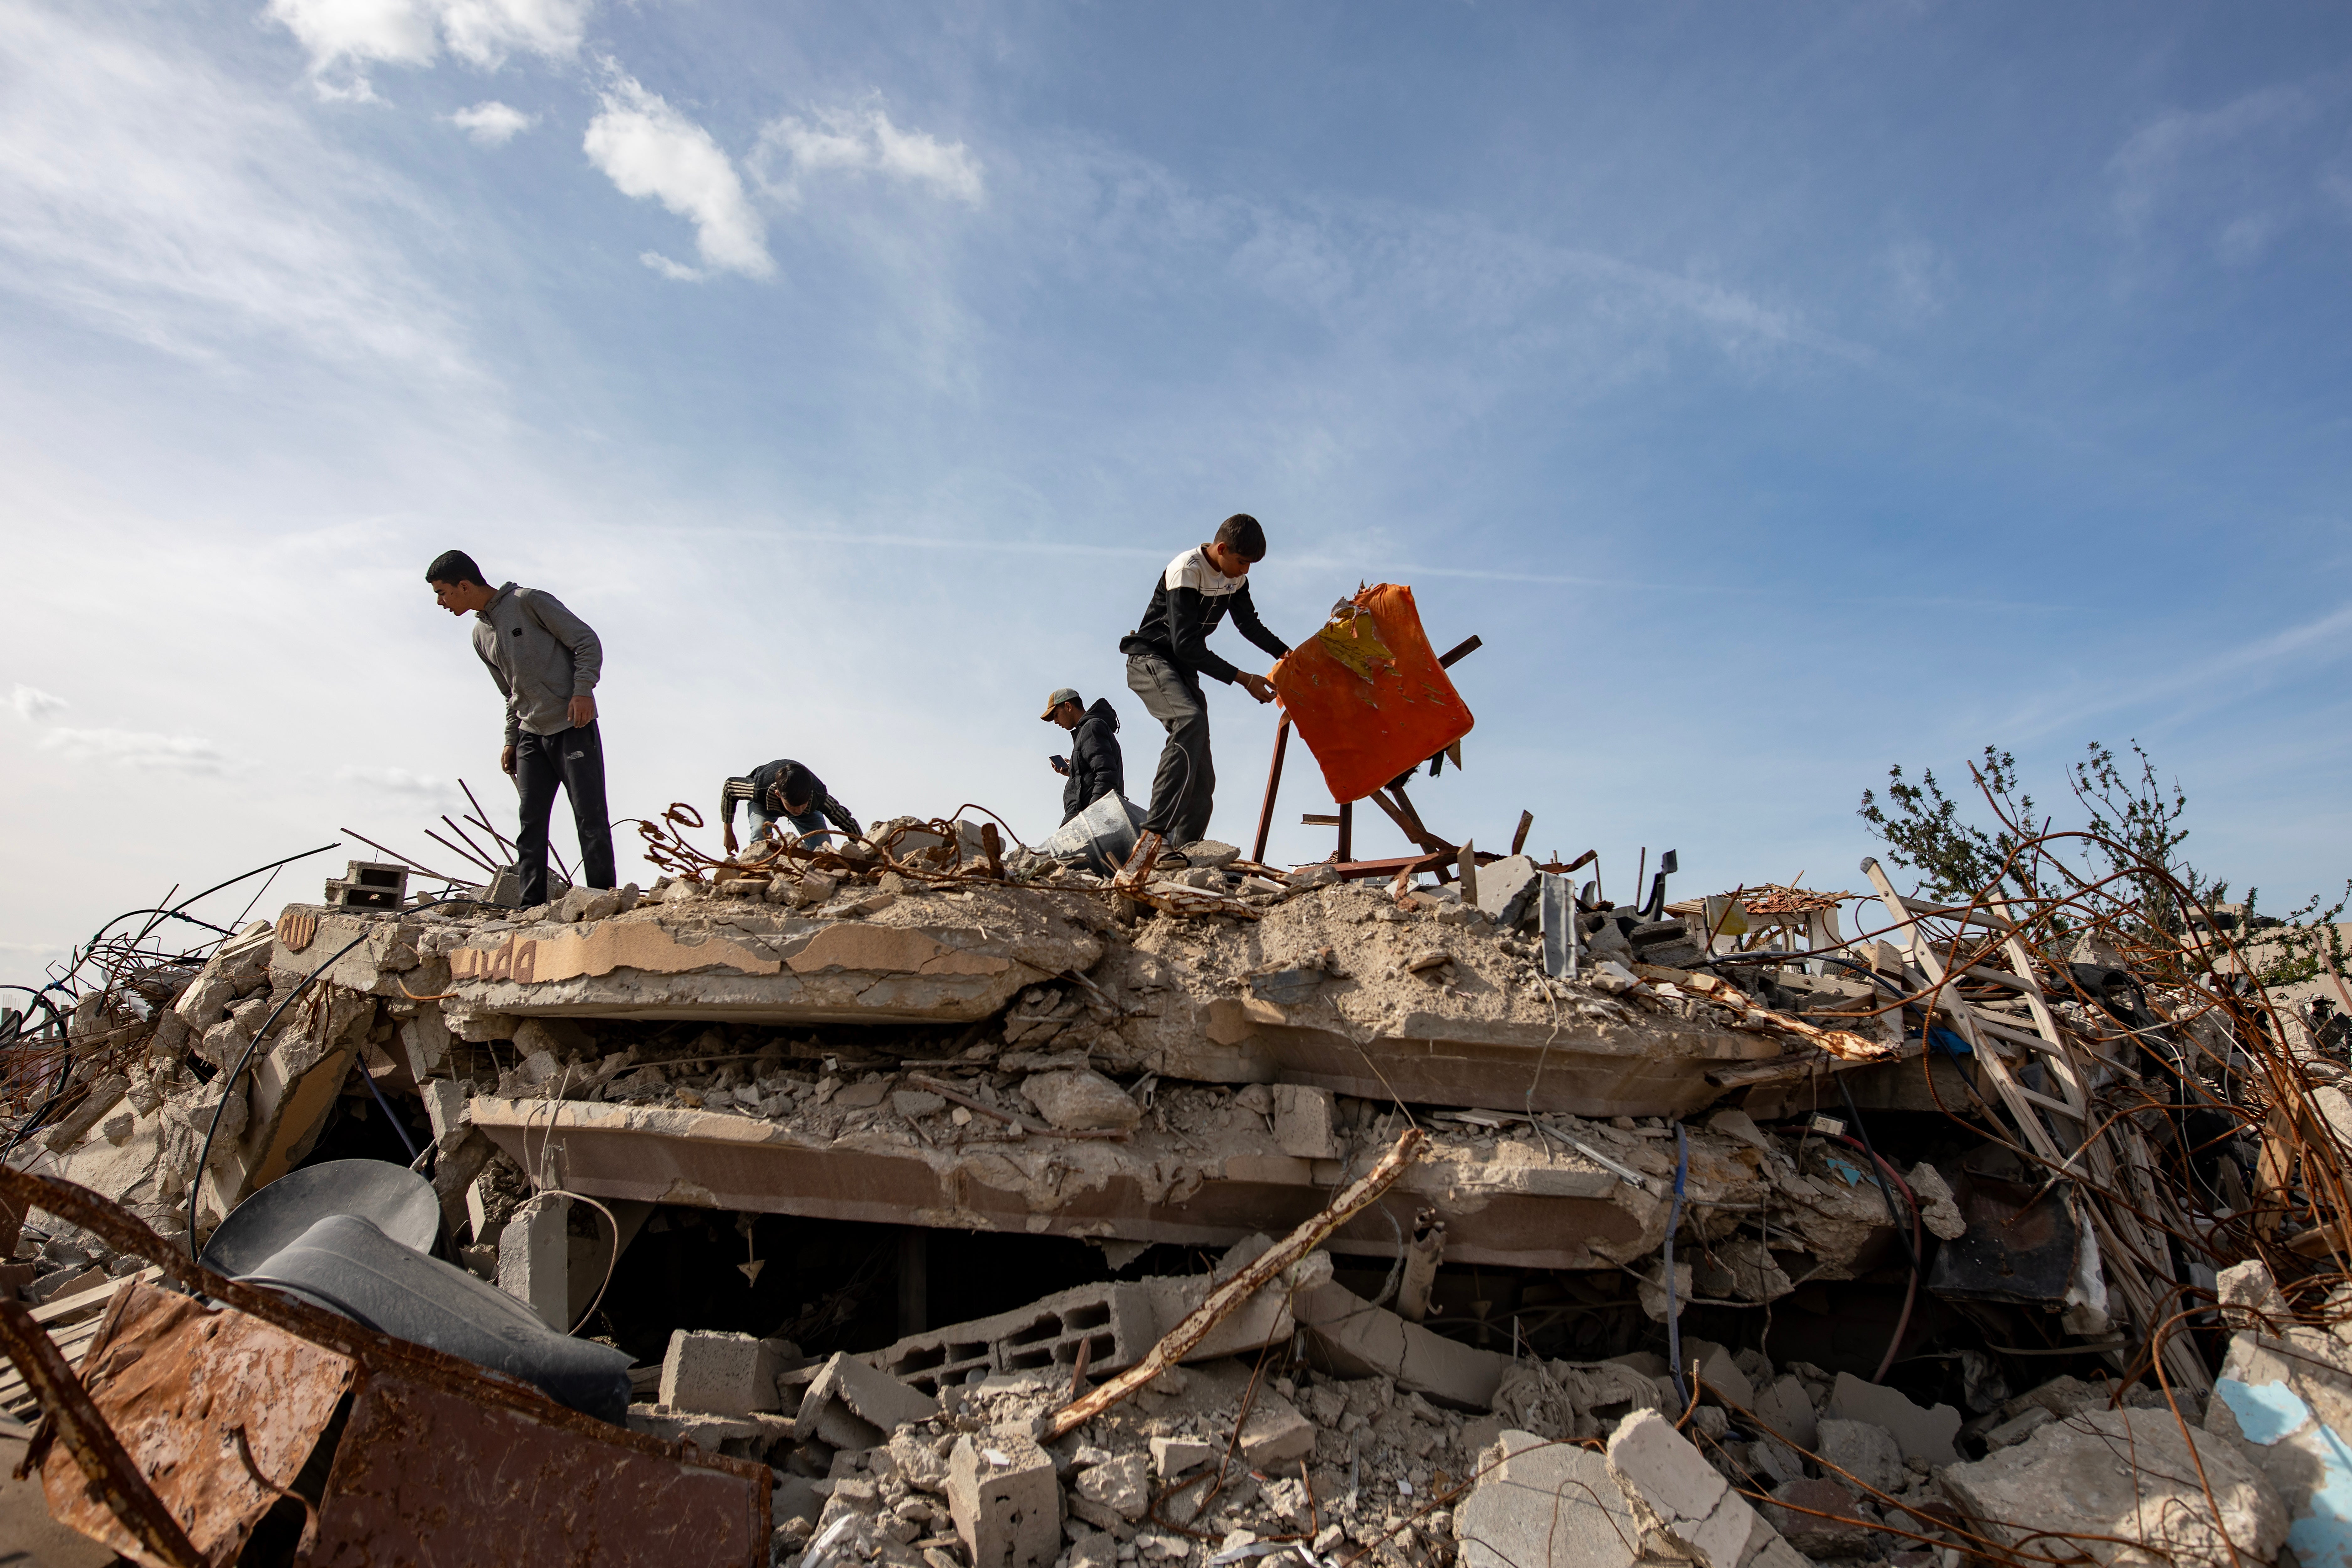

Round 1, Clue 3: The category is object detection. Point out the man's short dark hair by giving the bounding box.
[425,550,487,587]
[1214,514,1266,561]
[768,762,815,814]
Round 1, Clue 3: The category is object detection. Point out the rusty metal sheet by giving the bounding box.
[301,1368,770,1567]
[43,1280,353,1568]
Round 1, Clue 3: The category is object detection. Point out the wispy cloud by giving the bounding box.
[335,764,453,796]
[639,250,702,282]
[0,5,470,373]
[584,66,771,278]
[755,101,984,207]
[35,728,228,773]
[266,0,590,96]
[8,684,66,721]
[2111,85,2315,229]
[449,100,537,146]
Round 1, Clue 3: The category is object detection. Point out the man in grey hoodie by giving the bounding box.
[427,550,616,907]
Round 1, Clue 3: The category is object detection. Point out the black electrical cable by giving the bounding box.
[190,932,372,1259]
[358,1056,420,1162]
[1834,1073,1920,1279]
[166,842,340,917]
[0,991,76,1159]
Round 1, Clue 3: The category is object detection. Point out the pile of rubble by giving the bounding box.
[6,806,2352,1568]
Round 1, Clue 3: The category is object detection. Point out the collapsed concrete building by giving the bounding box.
[7,801,2352,1568]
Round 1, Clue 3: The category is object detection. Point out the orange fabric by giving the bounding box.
[1272,583,1474,804]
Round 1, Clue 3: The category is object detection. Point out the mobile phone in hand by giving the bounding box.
[1050,755,1069,774]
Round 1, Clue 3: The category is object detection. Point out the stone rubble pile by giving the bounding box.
[9,816,2352,1568]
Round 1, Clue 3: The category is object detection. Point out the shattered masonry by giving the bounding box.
[6,805,2352,1568]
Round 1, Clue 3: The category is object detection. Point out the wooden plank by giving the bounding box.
[1862,859,2068,1166]
[29,1268,157,1328]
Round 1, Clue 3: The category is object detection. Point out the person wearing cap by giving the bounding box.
[1118,513,1289,863]
[721,760,862,854]
[1043,688,1125,826]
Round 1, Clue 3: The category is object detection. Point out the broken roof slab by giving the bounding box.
[467,1095,1772,1272]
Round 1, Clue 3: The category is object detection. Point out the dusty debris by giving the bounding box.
[11,782,2352,1568]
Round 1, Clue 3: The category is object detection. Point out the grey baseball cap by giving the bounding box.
[1041,687,1080,719]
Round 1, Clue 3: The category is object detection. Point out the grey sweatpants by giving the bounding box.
[1126,650,1215,847]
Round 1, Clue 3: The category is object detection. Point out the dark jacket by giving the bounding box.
[1118,546,1289,686]
[723,759,861,839]
[1061,700,1125,824]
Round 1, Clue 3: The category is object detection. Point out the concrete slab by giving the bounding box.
[466,1097,1757,1272]
[1456,1430,1638,1568]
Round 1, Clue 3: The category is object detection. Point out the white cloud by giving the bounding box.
[449,99,535,145]
[584,68,771,278]
[36,728,228,773]
[2110,85,2314,228]
[8,684,66,721]
[0,6,470,373]
[266,0,590,92]
[639,250,702,282]
[335,764,452,796]
[1881,238,1951,320]
[756,102,983,207]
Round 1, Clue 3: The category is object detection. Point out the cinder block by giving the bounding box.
[870,1281,1158,1396]
[496,1192,571,1331]
[796,1352,940,1448]
[948,1432,1061,1568]
[1295,1279,1510,1408]
[1271,1084,1342,1160]
[660,1329,790,1417]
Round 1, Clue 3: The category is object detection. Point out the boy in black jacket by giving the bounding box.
[1117,514,1288,861]
[1043,688,1125,824]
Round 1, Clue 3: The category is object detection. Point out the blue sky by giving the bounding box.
[4,0,2351,971]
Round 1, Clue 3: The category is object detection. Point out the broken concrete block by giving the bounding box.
[555,884,623,924]
[871,1280,1159,1396]
[1073,1452,1149,1522]
[1455,1428,1637,1568]
[1020,1068,1141,1131]
[659,1329,790,1417]
[1238,1393,1314,1464]
[1683,1339,1754,1410]
[419,1077,471,1150]
[1814,1418,1903,1494]
[1826,1372,1958,1465]
[2000,1374,2107,1424]
[1945,1407,2285,1567]
[2216,1258,2292,1333]
[796,1352,940,1448]
[1906,1161,1965,1240]
[948,1432,1061,1568]
[1271,1084,1342,1160]
[28,1263,107,1304]
[1142,1248,1329,1363]
[1295,1279,1510,1408]
[2205,1326,2352,1567]
[513,1014,596,1062]
[1606,1408,1805,1568]
[1752,1375,1817,1451]
[893,1089,947,1120]
[175,925,277,1030]
[1149,1436,1213,1478]
[1474,856,1542,928]
[398,1008,452,1080]
[1764,1478,1876,1559]
[495,1191,571,1331]
[1982,1405,2053,1450]
[40,1074,129,1151]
